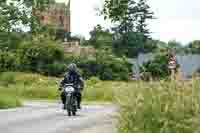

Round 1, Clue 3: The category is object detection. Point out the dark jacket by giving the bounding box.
[59,71,84,92]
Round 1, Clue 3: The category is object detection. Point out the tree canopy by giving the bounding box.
[102,0,154,57]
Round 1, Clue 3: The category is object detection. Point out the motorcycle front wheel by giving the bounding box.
[65,94,72,116]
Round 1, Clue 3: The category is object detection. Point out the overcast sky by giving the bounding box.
[56,0,200,44]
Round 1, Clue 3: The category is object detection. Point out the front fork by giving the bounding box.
[65,93,77,110]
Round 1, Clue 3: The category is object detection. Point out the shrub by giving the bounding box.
[17,39,64,72]
[140,53,170,79]
[0,36,66,77]
[0,51,19,72]
[0,36,131,79]
[42,63,66,76]
[74,51,131,80]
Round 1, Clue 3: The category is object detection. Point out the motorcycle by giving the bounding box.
[62,83,77,116]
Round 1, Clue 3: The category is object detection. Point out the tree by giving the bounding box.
[135,0,154,42]
[188,40,200,54]
[167,40,187,54]
[0,0,54,33]
[0,0,30,51]
[89,24,112,49]
[103,0,154,57]
[140,53,170,79]
[0,0,29,32]
[167,40,182,49]
[0,0,54,43]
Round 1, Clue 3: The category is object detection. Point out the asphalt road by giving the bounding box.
[0,101,117,133]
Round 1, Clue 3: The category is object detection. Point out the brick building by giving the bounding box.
[39,0,71,40]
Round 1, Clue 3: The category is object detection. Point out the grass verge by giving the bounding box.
[0,94,22,109]
[116,80,200,133]
[0,72,115,102]
[1,72,200,133]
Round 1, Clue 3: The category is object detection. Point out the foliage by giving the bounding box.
[89,24,112,49]
[0,0,54,34]
[167,40,187,54]
[72,50,132,80]
[43,63,66,76]
[0,51,19,72]
[0,36,66,76]
[18,37,64,70]
[0,32,27,51]
[0,0,29,32]
[140,53,170,79]
[0,34,130,79]
[187,40,200,54]
[116,80,200,133]
[103,0,154,57]
[167,40,182,49]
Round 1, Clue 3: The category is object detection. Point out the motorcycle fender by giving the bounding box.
[67,93,72,97]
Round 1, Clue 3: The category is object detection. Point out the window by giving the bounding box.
[60,16,64,26]
[41,16,45,21]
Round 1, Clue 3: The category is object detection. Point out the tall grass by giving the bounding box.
[0,95,22,109]
[0,72,115,101]
[0,86,22,109]
[116,80,200,133]
[1,72,200,133]
[0,72,59,100]
[83,77,116,102]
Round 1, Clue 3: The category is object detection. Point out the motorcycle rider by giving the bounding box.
[59,63,84,109]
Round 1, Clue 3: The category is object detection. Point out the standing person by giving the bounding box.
[59,63,84,109]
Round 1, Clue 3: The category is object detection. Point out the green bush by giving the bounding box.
[0,37,66,76]
[0,36,131,79]
[0,51,19,72]
[42,63,66,76]
[116,81,200,133]
[17,39,64,71]
[73,51,131,80]
[140,53,170,79]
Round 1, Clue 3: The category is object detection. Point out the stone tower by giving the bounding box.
[39,0,71,40]
[65,0,70,33]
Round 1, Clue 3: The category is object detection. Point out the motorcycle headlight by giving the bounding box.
[64,86,75,92]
